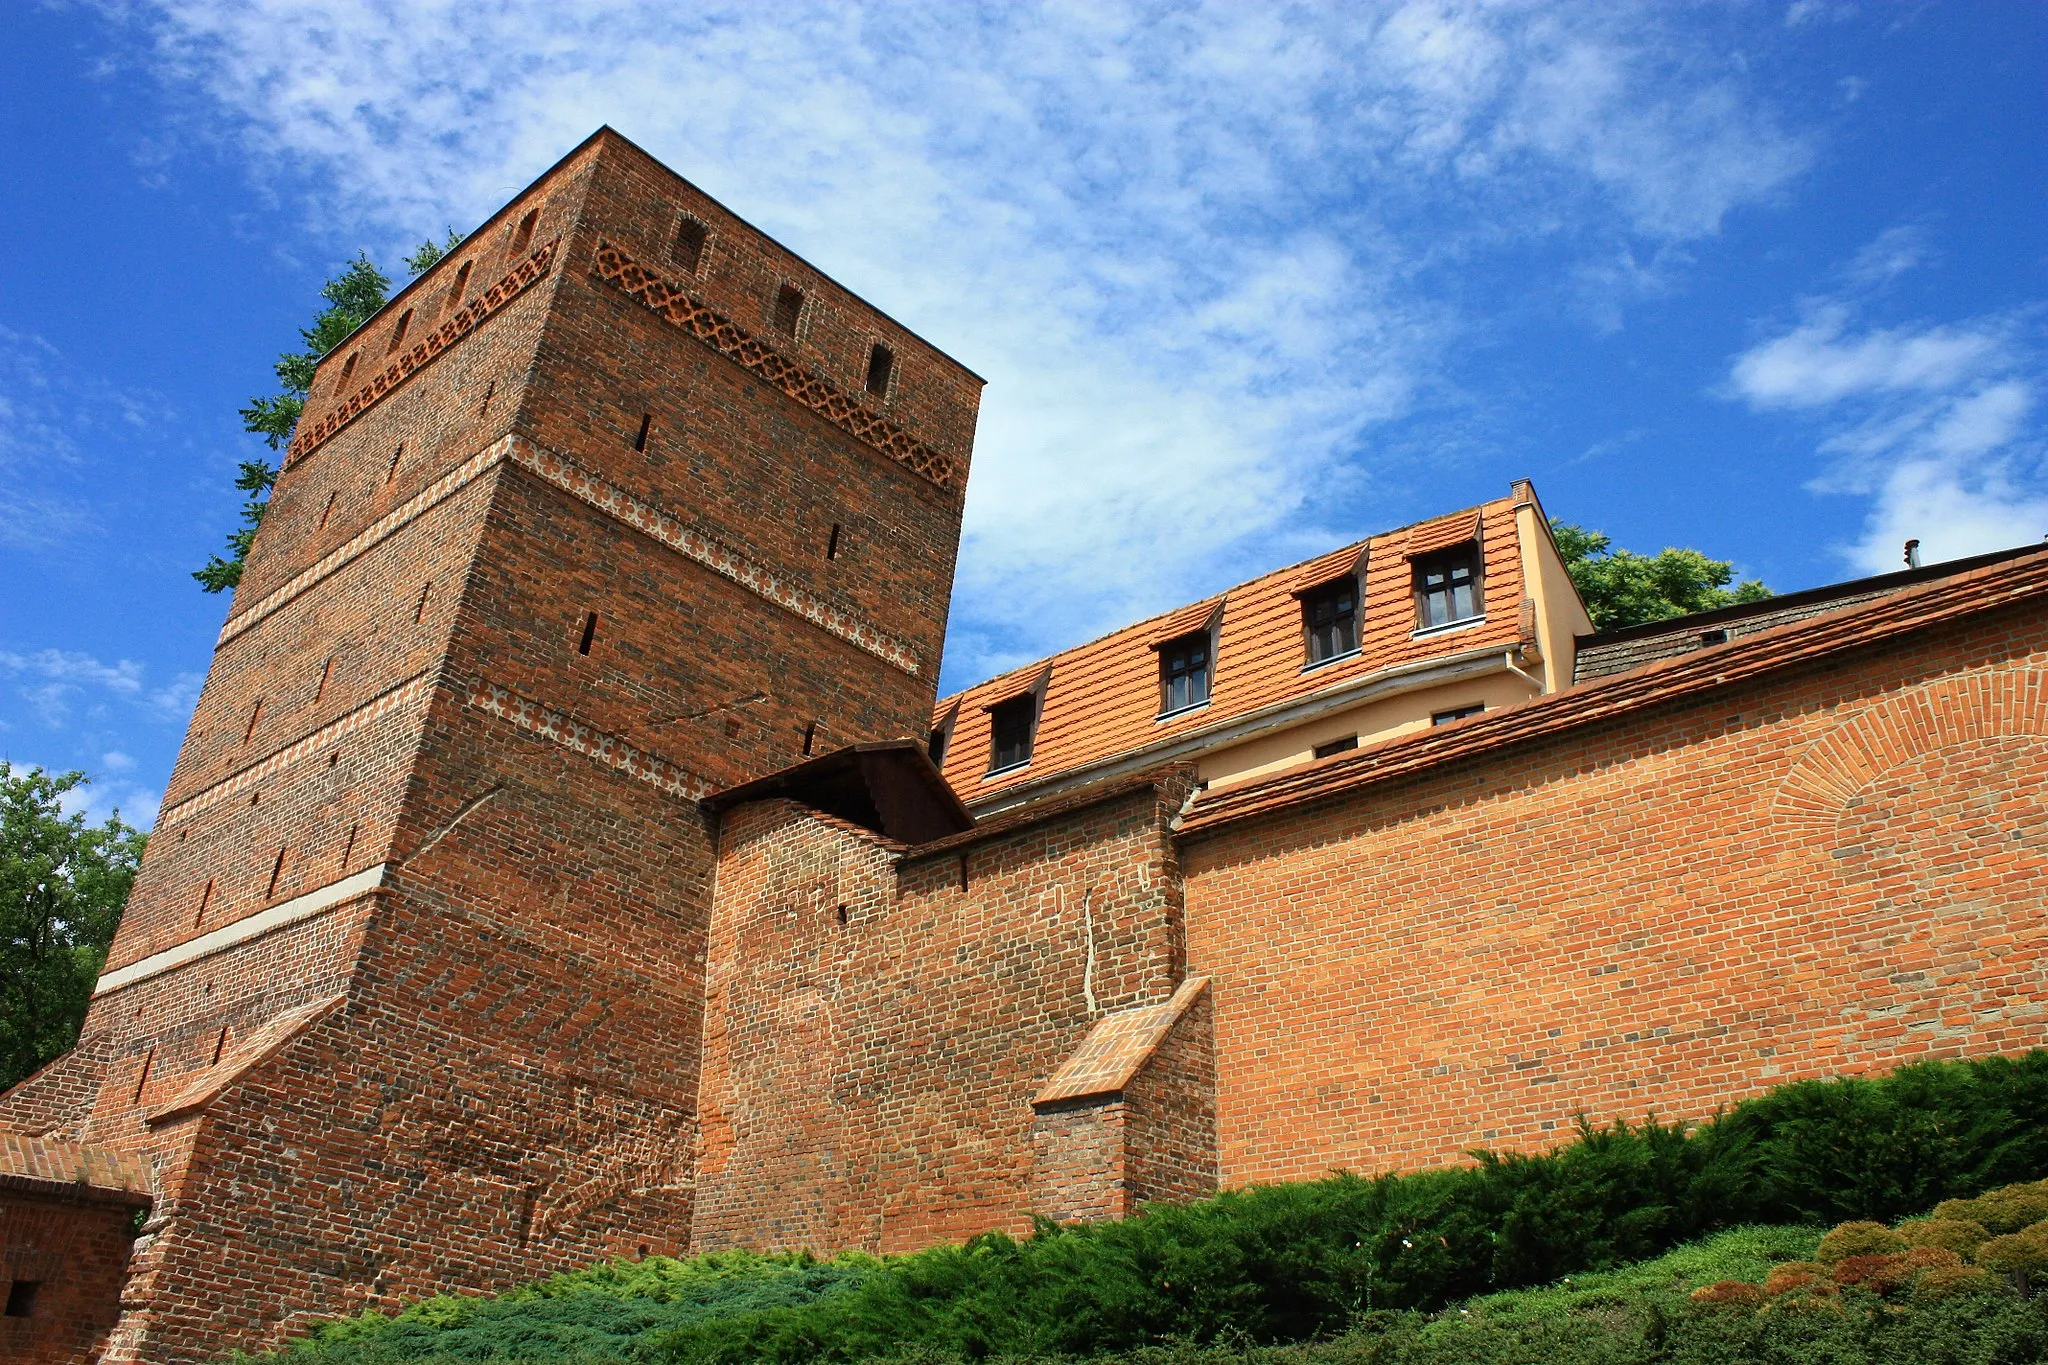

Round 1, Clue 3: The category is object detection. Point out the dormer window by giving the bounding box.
[988,693,1037,772]
[1302,578,1359,665]
[1414,543,1482,630]
[1157,631,1212,716]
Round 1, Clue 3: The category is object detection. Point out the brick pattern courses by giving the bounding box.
[1181,600,2048,1184]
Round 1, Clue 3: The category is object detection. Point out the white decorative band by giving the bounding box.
[158,673,437,828]
[95,865,388,997]
[467,680,713,802]
[505,441,924,675]
[221,438,511,645]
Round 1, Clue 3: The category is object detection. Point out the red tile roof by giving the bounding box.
[933,495,1528,803]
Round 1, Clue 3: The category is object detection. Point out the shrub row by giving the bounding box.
[263,1048,2048,1364]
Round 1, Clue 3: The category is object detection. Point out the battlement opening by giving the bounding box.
[773,284,804,336]
[673,216,708,275]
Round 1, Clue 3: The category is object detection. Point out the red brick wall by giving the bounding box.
[1181,602,2048,1185]
[693,771,1201,1253]
[0,1189,142,1365]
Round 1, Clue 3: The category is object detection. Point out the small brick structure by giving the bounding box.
[4,126,2048,1362]
[0,1134,154,1365]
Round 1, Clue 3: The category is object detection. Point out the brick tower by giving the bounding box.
[0,129,980,1363]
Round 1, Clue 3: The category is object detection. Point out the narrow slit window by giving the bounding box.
[988,693,1037,771]
[315,656,336,703]
[1302,578,1359,665]
[339,824,358,870]
[242,698,263,744]
[387,443,404,482]
[801,720,818,756]
[510,207,539,255]
[672,216,707,275]
[578,612,599,656]
[211,1025,231,1065]
[131,1046,154,1102]
[1158,631,1212,715]
[1312,735,1359,760]
[479,380,496,416]
[193,878,214,929]
[634,413,653,452]
[1413,543,1483,630]
[6,1280,42,1318]
[387,308,413,354]
[927,722,949,767]
[413,582,432,623]
[826,523,841,560]
[265,846,288,899]
[444,260,473,313]
[317,491,338,531]
[772,283,804,336]
[865,342,894,397]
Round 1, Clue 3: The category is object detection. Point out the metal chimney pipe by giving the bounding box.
[1904,538,1922,569]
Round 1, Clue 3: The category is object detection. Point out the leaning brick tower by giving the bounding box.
[0,128,980,1363]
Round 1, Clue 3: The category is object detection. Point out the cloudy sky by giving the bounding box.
[2,1,2043,828]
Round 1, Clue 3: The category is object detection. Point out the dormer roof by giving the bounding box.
[932,493,1531,807]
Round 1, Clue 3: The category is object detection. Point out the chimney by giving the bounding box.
[1904,538,1922,569]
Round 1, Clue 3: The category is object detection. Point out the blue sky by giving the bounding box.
[2,1,2044,830]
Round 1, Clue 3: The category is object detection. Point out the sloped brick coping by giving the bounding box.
[1034,977,1211,1107]
[144,996,345,1127]
[0,1132,152,1208]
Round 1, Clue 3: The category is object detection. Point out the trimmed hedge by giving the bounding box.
[257,1049,2048,1364]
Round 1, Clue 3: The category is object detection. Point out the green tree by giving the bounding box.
[0,764,146,1091]
[197,232,463,593]
[1552,522,1771,632]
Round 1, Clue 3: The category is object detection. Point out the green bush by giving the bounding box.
[250,1050,2048,1364]
[1814,1220,1905,1264]
[1897,1215,1990,1254]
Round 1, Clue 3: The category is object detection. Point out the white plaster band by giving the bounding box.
[94,864,389,997]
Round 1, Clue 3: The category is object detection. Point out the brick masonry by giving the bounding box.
[5,124,2048,1363]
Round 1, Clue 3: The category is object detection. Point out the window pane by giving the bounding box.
[1302,579,1358,663]
[1415,546,1481,628]
[1160,632,1211,712]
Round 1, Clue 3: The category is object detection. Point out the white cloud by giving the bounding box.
[1726,256,2046,573]
[121,0,1814,684]
[0,647,196,728]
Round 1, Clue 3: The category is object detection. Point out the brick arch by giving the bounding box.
[1773,668,2048,833]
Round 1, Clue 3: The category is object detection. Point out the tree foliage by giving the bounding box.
[0,763,145,1090]
[1551,522,1771,633]
[198,233,462,593]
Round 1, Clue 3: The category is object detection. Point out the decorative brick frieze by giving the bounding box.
[466,679,713,802]
[588,237,960,492]
[284,240,559,465]
[158,673,437,826]
[506,441,925,675]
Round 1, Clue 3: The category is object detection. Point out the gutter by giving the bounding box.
[966,641,1528,818]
